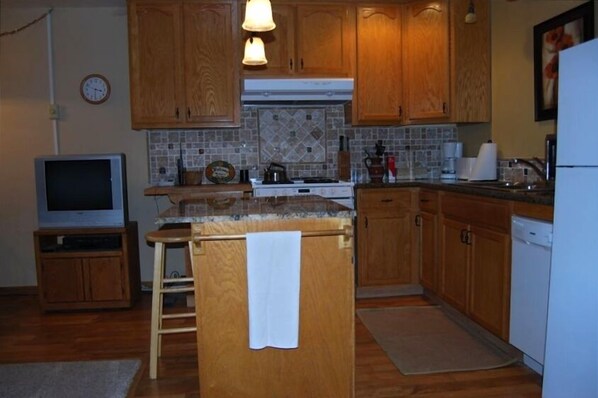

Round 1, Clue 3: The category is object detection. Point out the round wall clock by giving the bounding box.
[80,74,111,104]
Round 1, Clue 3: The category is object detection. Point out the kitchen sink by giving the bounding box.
[457,180,555,194]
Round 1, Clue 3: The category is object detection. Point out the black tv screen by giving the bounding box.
[45,160,113,211]
[35,153,128,229]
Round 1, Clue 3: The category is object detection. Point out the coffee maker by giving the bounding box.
[441,142,463,180]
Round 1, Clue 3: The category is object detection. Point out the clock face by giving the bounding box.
[80,74,111,104]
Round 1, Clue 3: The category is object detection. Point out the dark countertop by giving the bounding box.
[355,179,554,206]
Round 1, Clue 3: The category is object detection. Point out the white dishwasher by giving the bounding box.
[510,215,553,375]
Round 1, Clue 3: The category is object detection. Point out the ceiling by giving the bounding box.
[1,0,125,7]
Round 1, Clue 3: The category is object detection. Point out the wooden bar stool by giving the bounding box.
[145,228,196,379]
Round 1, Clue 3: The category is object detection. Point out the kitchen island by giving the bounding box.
[156,195,355,398]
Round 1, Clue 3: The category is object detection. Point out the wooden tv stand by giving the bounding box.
[33,222,140,312]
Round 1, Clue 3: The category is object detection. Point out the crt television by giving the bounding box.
[34,153,129,229]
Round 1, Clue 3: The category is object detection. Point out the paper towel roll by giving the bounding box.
[469,142,497,181]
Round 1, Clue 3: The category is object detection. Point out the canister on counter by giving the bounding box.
[386,154,396,181]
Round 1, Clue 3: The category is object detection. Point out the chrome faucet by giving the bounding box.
[512,158,548,182]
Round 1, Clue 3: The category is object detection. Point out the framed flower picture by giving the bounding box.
[533,1,594,121]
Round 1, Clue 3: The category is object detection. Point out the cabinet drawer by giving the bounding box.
[441,193,510,232]
[357,189,411,212]
[419,189,438,213]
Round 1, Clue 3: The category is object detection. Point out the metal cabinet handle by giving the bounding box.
[466,230,472,245]
[175,107,179,119]
[187,108,191,119]
[461,229,467,243]
[300,58,304,70]
[381,199,393,203]
[415,215,422,227]
[398,105,403,118]
[442,102,448,114]
[365,216,368,228]
[289,58,293,70]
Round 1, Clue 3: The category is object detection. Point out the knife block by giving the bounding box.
[337,151,351,181]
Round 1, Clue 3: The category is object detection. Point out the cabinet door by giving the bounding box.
[440,217,469,312]
[468,226,511,339]
[183,1,240,126]
[85,257,126,302]
[295,5,353,76]
[241,4,295,76]
[419,211,437,291]
[358,211,413,286]
[41,259,85,303]
[354,6,403,124]
[128,2,184,127]
[403,0,449,121]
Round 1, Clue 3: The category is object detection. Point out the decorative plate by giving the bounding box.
[205,160,236,184]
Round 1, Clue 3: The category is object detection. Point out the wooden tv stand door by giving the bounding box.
[33,222,141,312]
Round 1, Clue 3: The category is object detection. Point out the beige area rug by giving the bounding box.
[357,306,517,375]
[0,359,142,398]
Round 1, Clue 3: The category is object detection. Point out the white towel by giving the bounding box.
[246,231,301,350]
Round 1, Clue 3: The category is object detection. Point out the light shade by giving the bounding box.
[242,0,276,32]
[242,37,267,65]
[465,0,477,24]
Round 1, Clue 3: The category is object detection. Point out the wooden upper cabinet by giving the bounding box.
[128,0,240,129]
[403,0,450,122]
[241,4,295,76]
[241,3,354,77]
[183,2,240,125]
[354,5,403,125]
[296,5,353,76]
[128,2,183,126]
[449,0,490,123]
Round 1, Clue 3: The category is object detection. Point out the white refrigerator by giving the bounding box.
[542,38,598,398]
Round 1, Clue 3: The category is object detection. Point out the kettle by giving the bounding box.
[263,162,289,183]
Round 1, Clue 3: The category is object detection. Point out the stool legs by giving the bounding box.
[148,238,197,380]
[149,241,165,380]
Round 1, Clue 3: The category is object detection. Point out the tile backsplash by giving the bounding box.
[147,104,459,185]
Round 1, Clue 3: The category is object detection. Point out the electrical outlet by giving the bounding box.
[48,104,60,120]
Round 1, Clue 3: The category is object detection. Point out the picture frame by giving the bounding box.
[533,1,594,121]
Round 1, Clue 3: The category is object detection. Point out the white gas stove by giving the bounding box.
[251,178,354,209]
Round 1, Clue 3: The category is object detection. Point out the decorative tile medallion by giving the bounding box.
[258,108,326,164]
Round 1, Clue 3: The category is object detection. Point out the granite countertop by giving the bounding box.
[355,179,554,206]
[156,195,355,224]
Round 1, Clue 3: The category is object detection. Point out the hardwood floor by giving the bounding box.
[0,293,542,397]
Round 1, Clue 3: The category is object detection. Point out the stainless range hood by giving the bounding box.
[241,78,354,103]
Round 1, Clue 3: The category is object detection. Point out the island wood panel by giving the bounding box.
[191,217,354,398]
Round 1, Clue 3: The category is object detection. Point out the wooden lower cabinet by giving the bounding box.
[357,188,418,287]
[34,223,140,311]
[439,193,511,340]
[439,217,469,312]
[468,225,510,338]
[418,189,439,292]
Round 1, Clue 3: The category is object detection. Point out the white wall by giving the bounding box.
[0,6,170,287]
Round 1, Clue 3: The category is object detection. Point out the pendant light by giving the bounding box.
[465,0,477,24]
[242,34,267,65]
[242,0,276,32]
